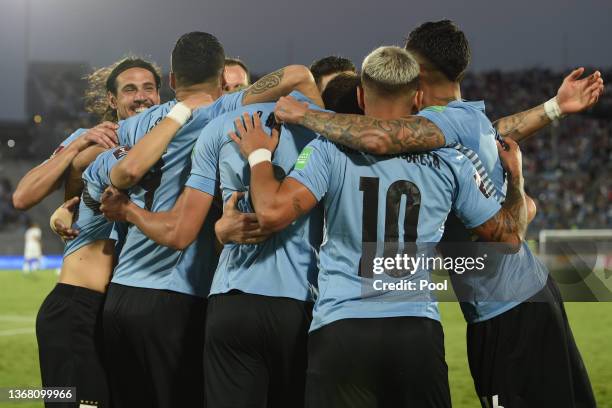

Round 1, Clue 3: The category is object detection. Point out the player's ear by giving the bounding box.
[221,69,228,92]
[107,91,117,110]
[169,72,176,91]
[357,85,365,111]
[413,90,424,113]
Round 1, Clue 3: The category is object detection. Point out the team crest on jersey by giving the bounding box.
[473,171,491,198]
[113,145,131,159]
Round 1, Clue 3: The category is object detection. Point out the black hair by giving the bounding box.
[322,73,364,115]
[404,20,471,82]
[310,56,356,87]
[105,58,161,95]
[171,31,225,87]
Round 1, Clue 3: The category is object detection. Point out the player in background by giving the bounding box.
[98,31,323,407]
[310,55,356,92]
[274,21,602,407]
[231,46,529,408]
[224,57,250,92]
[22,221,42,273]
[12,58,162,211]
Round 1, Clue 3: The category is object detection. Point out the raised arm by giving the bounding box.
[229,113,318,232]
[471,138,528,249]
[12,123,118,210]
[100,187,212,250]
[110,95,212,189]
[493,68,603,142]
[241,65,324,108]
[274,95,445,155]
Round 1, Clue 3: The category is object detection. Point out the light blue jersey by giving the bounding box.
[64,147,128,257]
[419,101,549,323]
[186,92,322,302]
[288,137,502,332]
[110,91,245,297]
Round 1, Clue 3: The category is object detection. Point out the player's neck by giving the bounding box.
[365,99,413,119]
[421,82,462,108]
[175,84,221,102]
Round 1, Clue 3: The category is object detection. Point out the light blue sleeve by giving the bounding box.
[287,137,332,201]
[184,123,221,196]
[96,146,129,187]
[451,158,502,229]
[46,128,87,161]
[418,107,459,146]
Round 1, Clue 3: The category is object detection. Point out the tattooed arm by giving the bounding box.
[242,65,323,108]
[471,138,527,249]
[493,67,604,142]
[274,96,444,154]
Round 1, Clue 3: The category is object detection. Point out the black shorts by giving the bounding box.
[306,317,451,408]
[204,291,312,408]
[467,276,596,408]
[102,283,207,408]
[36,283,108,408]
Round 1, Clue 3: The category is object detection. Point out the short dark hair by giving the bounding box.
[322,73,363,115]
[310,56,356,86]
[225,57,251,84]
[404,20,471,82]
[105,58,161,95]
[171,32,225,87]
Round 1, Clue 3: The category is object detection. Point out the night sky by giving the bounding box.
[1,0,611,121]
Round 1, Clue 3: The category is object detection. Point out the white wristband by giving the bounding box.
[544,97,564,121]
[166,102,192,126]
[248,149,272,168]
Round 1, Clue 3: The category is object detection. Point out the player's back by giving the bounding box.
[112,92,244,297]
[189,97,323,302]
[289,137,501,331]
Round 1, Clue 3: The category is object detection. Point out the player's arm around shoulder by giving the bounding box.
[274,96,445,155]
[242,65,323,108]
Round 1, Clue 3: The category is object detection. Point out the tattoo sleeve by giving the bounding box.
[300,111,445,154]
[492,104,551,143]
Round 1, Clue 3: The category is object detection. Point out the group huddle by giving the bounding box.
[12,20,605,408]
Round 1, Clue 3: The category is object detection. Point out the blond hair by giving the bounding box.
[361,46,419,95]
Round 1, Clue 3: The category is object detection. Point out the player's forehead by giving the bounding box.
[224,65,248,80]
[115,67,157,89]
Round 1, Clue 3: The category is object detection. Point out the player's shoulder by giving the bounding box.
[430,147,473,173]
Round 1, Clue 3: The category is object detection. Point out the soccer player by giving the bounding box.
[98,31,322,407]
[22,221,42,273]
[34,57,162,408]
[274,21,603,407]
[224,57,250,92]
[310,55,356,92]
[12,58,162,210]
[231,46,529,408]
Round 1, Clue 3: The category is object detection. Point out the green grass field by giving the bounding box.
[0,270,610,407]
